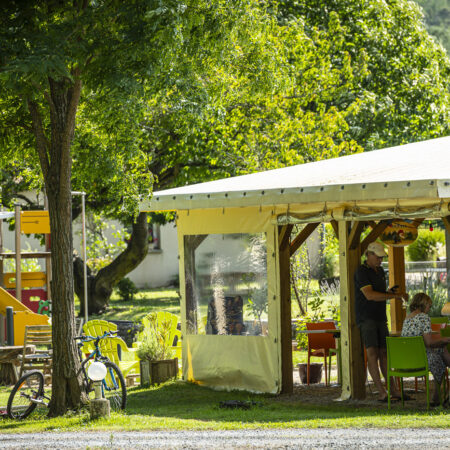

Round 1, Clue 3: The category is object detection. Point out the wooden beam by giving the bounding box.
[338,221,366,400]
[278,225,293,394]
[289,223,319,257]
[14,204,21,302]
[412,218,425,228]
[279,224,293,251]
[388,246,406,334]
[360,220,390,254]
[348,221,365,250]
[443,216,450,235]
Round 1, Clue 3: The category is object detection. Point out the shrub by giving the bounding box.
[407,229,445,261]
[295,291,340,351]
[117,277,138,301]
[136,313,175,361]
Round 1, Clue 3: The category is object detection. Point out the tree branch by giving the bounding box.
[33,79,57,118]
[27,100,50,179]
[59,71,82,193]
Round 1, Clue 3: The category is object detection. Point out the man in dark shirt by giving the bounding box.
[354,241,408,402]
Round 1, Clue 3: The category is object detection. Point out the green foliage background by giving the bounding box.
[415,0,450,54]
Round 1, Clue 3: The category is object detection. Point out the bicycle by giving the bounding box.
[7,331,127,419]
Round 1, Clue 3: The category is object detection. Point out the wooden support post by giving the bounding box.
[444,217,450,303]
[388,246,406,334]
[338,221,366,400]
[43,196,52,301]
[14,204,21,302]
[0,214,3,289]
[279,225,293,394]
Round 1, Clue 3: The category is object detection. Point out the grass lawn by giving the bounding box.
[2,287,446,432]
[1,380,449,433]
[75,288,181,323]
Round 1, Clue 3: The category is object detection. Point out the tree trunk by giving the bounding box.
[74,212,149,315]
[29,75,86,416]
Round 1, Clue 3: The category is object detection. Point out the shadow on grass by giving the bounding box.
[124,380,441,424]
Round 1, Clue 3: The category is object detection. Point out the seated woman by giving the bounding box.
[401,292,450,406]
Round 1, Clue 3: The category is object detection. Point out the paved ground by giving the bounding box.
[2,429,450,449]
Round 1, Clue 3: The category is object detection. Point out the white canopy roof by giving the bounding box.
[141,136,450,212]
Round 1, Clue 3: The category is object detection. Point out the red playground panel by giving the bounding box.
[6,289,48,314]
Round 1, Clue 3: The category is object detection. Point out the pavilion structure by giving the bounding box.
[140,136,450,398]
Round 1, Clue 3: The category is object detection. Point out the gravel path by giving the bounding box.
[2,429,450,449]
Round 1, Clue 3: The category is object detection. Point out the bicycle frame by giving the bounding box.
[76,333,121,396]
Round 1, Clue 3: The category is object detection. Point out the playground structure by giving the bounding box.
[0,206,50,346]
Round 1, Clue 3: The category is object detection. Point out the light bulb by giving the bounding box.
[87,361,107,381]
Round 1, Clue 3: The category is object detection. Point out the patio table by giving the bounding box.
[0,345,35,385]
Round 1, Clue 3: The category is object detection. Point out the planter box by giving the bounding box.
[140,358,178,387]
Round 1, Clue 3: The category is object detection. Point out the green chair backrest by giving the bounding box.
[83,319,118,335]
[440,326,450,351]
[386,336,428,373]
[82,319,124,363]
[430,317,449,324]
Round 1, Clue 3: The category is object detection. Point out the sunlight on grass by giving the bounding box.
[1,381,449,433]
[75,288,181,322]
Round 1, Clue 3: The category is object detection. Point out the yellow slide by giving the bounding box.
[0,287,49,345]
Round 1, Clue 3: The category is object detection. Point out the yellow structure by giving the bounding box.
[0,287,49,345]
[20,211,50,234]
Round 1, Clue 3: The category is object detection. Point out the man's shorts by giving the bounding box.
[359,319,389,349]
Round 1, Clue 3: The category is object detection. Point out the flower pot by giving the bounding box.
[298,363,323,384]
[140,358,178,387]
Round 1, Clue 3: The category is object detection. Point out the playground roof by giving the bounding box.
[140,136,450,213]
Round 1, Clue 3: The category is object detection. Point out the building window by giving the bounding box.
[149,223,161,251]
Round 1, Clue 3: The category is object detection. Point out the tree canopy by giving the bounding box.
[416,0,450,55]
[140,0,450,191]
[0,0,287,416]
[1,0,450,415]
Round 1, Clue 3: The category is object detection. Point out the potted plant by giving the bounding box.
[136,313,177,386]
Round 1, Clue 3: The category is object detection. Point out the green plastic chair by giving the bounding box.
[386,336,430,410]
[441,326,450,351]
[440,327,450,393]
[82,319,140,381]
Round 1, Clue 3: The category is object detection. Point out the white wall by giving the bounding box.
[126,222,179,288]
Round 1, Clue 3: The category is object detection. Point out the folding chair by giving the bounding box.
[18,325,52,383]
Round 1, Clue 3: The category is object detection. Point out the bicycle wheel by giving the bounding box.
[100,361,127,411]
[7,370,45,420]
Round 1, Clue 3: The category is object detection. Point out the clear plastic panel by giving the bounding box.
[184,233,268,336]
